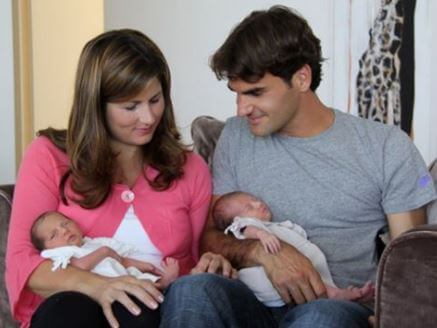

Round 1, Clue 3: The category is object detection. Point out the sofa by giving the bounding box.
[1,115,436,327]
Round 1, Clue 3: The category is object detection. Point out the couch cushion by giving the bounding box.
[0,185,18,327]
[191,115,225,168]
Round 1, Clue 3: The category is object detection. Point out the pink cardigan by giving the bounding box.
[6,137,212,327]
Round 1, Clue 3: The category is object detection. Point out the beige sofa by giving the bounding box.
[1,116,436,327]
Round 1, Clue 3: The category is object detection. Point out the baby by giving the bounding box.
[30,211,179,289]
[213,191,374,307]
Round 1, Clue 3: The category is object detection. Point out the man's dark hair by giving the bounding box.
[211,5,323,90]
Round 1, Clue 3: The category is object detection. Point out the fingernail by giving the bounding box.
[158,295,164,302]
[150,301,158,309]
[132,307,141,315]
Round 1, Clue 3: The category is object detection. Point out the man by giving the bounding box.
[160,6,436,327]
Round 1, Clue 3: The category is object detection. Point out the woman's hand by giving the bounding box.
[91,275,164,328]
[190,252,238,279]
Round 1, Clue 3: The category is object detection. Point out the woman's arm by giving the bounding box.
[185,154,236,277]
[6,138,164,327]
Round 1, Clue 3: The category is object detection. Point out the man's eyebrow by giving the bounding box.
[226,84,265,95]
[242,87,265,95]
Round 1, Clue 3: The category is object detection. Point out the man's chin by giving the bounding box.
[250,126,271,137]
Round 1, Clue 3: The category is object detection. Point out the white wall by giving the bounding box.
[105,0,337,143]
[31,0,104,132]
[105,0,437,164]
[0,0,16,184]
[414,0,437,165]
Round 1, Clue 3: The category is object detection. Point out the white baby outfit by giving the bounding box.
[225,217,335,307]
[41,236,159,282]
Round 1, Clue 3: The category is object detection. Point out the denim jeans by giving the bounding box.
[278,299,373,328]
[160,273,373,328]
[160,273,276,327]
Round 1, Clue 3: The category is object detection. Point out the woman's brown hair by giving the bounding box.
[39,29,187,208]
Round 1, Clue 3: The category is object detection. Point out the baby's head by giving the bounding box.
[31,211,84,251]
[212,191,272,230]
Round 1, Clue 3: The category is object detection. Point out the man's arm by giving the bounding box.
[387,207,426,240]
[200,195,326,304]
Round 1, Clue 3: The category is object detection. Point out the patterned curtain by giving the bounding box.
[356,0,416,135]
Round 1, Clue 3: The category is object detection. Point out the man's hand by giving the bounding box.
[260,242,326,304]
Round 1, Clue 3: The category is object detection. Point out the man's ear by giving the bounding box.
[292,64,312,91]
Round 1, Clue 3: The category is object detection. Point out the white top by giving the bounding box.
[112,205,163,268]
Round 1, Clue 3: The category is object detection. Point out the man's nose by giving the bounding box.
[236,95,253,117]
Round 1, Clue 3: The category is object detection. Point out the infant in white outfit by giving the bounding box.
[212,191,374,307]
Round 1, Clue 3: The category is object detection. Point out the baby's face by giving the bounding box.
[35,212,83,249]
[231,193,272,221]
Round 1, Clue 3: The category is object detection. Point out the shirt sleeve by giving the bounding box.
[41,246,80,271]
[224,217,271,239]
[6,137,67,320]
[381,127,437,213]
[186,153,212,261]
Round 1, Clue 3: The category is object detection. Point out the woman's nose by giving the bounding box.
[138,106,154,124]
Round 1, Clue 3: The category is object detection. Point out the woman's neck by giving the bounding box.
[112,144,144,188]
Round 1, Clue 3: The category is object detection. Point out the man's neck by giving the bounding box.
[281,93,334,138]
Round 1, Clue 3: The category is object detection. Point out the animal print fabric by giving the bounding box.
[356,0,403,126]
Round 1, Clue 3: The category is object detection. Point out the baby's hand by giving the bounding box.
[256,230,281,254]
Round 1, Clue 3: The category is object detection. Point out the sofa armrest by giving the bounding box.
[0,184,18,327]
[375,224,437,328]
[191,115,225,168]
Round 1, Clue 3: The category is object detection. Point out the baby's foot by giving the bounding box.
[353,281,375,303]
[326,281,375,302]
[157,257,179,289]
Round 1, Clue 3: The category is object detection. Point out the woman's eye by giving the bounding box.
[150,96,160,104]
[125,103,138,110]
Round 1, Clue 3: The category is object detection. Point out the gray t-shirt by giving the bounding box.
[213,109,436,288]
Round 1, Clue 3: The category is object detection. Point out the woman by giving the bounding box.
[6,29,233,328]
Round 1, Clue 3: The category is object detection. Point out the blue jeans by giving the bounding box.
[160,273,372,328]
[278,299,372,328]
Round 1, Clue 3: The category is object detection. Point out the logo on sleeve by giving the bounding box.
[418,174,432,188]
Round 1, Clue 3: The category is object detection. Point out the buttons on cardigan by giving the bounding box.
[121,190,135,203]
